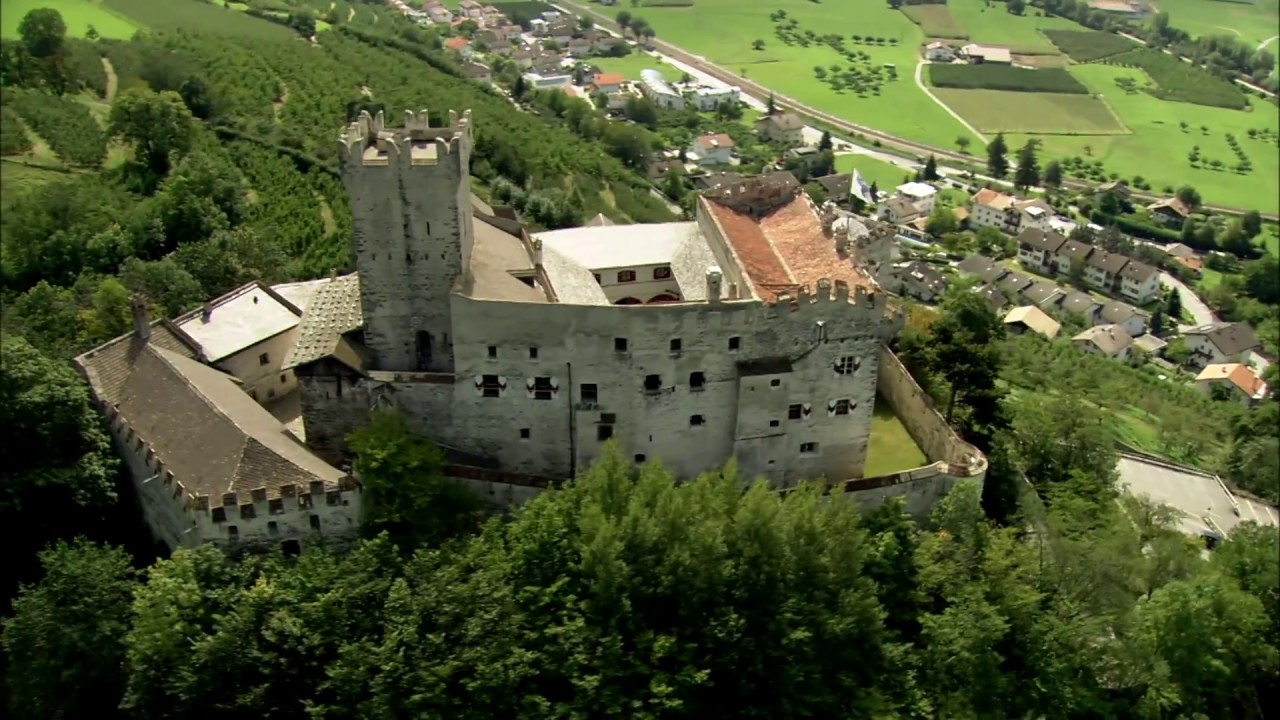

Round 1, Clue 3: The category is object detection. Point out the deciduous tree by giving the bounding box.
[108,88,196,192]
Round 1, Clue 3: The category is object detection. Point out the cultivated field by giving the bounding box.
[946,0,1080,54]
[1043,29,1138,61]
[1155,0,1280,46]
[1104,48,1248,109]
[1013,63,1280,212]
[900,4,967,40]
[927,64,1090,93]
[932,88,1128,134]
[2,0,139,39]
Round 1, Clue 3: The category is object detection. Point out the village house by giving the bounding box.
[924,41,956,62]
[1147,197,1193,227]
[1016,227,1068,274]
[973,284,1011,315]
[1083,249,1131,294]
[690,85,741,111]
[591,72,626,94]
[461,61,493,84]
[566,37,594,57]
[1182,322,1262,368]
[1196,363,1269,406]
[648,158,684,182]
[640,68,684,109]
[972,189,1054,236]
[895,182,938,215]
[689,133,736,166]
[1131,333,1168,357]
[510,47,540,68]
[690,171,745,192]
[423,0,452,24]
[996,271,1035,299]
[1003,305,1061,340]
[457,0,484,20]
[1116,260,1161,305]
[1074,324,1135,360]
[961,43,1012,65]
[877,197,924,225]
[522,71,573,90]
[755,112,806,145]
[890,261,949,303]
[1019,281,1066,311]
[1099,299,1149,337]
[1060,291,1102,325]
[815,173,854,207]
[956,255,1010,285]
[1093,180,1131,203]
[444,36,474,59]
[1051,237,1095,275]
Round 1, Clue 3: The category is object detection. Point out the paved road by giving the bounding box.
[1160,271,1216,332]
[914,60,986,144]
[558,0,1279,219]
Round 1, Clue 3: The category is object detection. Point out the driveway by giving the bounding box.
[1160,272,1216,331]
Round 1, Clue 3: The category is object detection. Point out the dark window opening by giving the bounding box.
[529,347,538,359]
[617,270,636,283]
[644,375,662,393]
[239,504,256,520]
[835,356,860,375]
[788,404,803,419]
[227,525,239,539]
[310,514,321,531]
[690,414,705,426]
[280,374,287,384]
[614,337,628,352]
[770,378,781,387]
[601,413,617,424]
[258,352,270,365]
[520,428,531,439]
[581,383,598,403]
[689,371,705,390]
[634,454,646,463]
[326,491,341,506]
[281,539,302,557]
[834,399,851,415]
[416,331,433,371]
[481,375,502,398]
[598,424,614,441]
[211,507,227,523]
[769,420,780,427]
[800,442,819,454]
[654,266,672,280]
[670,338,682,353]
[728,336,741,351]
[269,498,284,515]
[268,521,280,536]
[533,376,554,400]
[487,345,498,358]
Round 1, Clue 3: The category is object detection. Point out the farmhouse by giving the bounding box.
[689,133,736,166]
[924,41,957,62]
[1183,322,1262,368]
[1196,363,1269,406]
[960,44,1012,65]
[1003,305,1061,340]
[756,112,806,145]
[1146,197,1193,227]
[640,68,684,109]
[1074,325,1134,360]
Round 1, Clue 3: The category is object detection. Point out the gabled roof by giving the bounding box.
[973,284,1009,313]
[1197,363,1267,398]
[884,197,921,219]
[757,112,805,132]
[899,261,947,293]
[1074,324,1134,354]
[1147,197,1191,217]
[1086,249,1131,275]
[1016,227,1068,254]
[1021,281,1065,308]
[974,188,1015,210]
[1056,239,1095,263]
[956,255,1008,284]
[1184,322,1261,357]
[696,132,736,149]
[1164,243,1196,258]
[1004,305,1061,339]
[282,274,365,371]
[1061,291,1101,317]
[815,173,853,200]
[1100,299,1142,324]
[996,272,1035,296]
[174,282,303,363]
[1119,260,1158,283]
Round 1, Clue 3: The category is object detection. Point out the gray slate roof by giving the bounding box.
[1017,227,1068,254]
[282,274,364,371]
[956,255,1008,284]
[1086,249,1131,275]
[1021,281,1065,308]
[1185,321,1261,356]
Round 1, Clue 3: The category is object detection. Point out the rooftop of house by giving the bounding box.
[461,61,491,77]
[758,112,805,132]
[1164,242,1196,258]
[962,43,1012,62]
[883,197,921,219]
[1197,363,1268,398]
[444,36,470,51]
[1100,299,1142,324]
[1132,333,1168,354]
[1185,321,1261,356]
[461,215,551,304]
[700,173,877,303]
[815,173,853,199]
[1147,197,1192,217]
[956,255,1008,284]
[75,314,348,498]
[1057,238,1095,263]
[534,221,697,273]
[271,278,334,314]
[1021,281,1065,308]
[1116,453,1278,540]
[1016,227,1068,254]
[174,283,303,363]
[1086,249,1131,275]
[281,274,365,372]
[1074,324,1134,354]
[896,181,937,200]
[1061,290,1101,316]
[974,188,1015,211]
[1004,305,1061,339]
[696,132,735,149]
[996,271,1035,296]
[899,260,947,292]
[691,171,745,191]
[925,41,953,50]
[1119,259,1158,283]
[973,284,1009,312]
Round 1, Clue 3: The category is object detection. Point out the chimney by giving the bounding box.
[705,266,723,303]
[531,238,544,267]
[131,295,151,341]
[201,302,213,323]
[835,224,850,254]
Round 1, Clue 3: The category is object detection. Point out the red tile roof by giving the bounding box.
[1228,364,1267,398]
[444,37,470,51]
[698,132,736,149]
[704,193,875,302]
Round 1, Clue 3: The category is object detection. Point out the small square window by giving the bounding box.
[834,399,851,415]
[728,336,741,351]
[581,383,598,403]
[268,521,279,537]
[227,525,239,539]
[617,270,636,283]
[644,374,662,393]
[269,498,284,515]
[614,337,628,352]
[310,514,321,530]
[529,347,538,359]
[689,371,705,390]
[598,424,614,441]
[670,338,682,353]
[835,356,859,375]
[520,428,531,439]
[488,345,498,358]
[634,453,646,463]
[240,504,256,520]
[211,507,227,523]
[654,266,672,280]
[481,374,502,398]
[258,352,270,366]
[769,420,780,427]
[326,491,341,506]
[800,442,819,455]
[788,404,803,420]
[532,376,554,400]
[770,378,781,387]
[690,414,705,426]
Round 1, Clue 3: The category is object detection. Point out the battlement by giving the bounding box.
[770,278,884,311]
[339,108,473,168]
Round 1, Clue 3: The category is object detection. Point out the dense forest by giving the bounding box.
[1,2,1278,717]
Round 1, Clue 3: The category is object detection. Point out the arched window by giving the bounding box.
[614,297,642,305]
[647,293,679,304]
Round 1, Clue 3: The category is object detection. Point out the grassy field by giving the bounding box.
[947,0,1080,54]
[102,0,295,37]
[834,153,916,188]
[865,396,929,477]
[588,51,675,80]
[1010,63,1280,213]
[931,88,1128,134]
[1156,0,1280,46]
[2,0,139,39]
[901,4,968,40]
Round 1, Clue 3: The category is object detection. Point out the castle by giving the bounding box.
[75,109,985,555]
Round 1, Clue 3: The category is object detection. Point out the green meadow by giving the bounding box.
[1154,0,1279,46]
[2,0,139,39]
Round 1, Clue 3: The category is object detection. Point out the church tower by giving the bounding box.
[338,109,474,373]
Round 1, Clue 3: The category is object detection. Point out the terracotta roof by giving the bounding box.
[593,72,625,86]
[1173,255,1204,272]
[1197,363,1267,398]
[952,206,970,221]
[282,274,364,370]
[702,188,875,302]
[697,132,736,149]
[445,37,470,51]
[974,188,1015,210]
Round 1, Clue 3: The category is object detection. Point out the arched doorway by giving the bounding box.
[614,297,642,305]
[647,293,679,304]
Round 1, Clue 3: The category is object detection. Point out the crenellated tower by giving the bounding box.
[338,108,474,373]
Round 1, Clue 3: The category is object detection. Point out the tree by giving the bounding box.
[752,39,766,51]
[929,292,1006,423]
[1008,0,1026,12]
[767,92,777,115]
[18,8,66,59]
[1013,140,1040,190]
[1175,184,1202,209]
[819,130,833,151]
[1244,255,1279,304]
[956,135,971,153]
[1165,286,1183,322]
[623,93,658,129]
[1043,160,1063,188]
[1241,209,1262,238]
[109,89,196,191]
[922,154,939,181]
[925,205,958,236]
[1150,305,1165,335]
[987,133,1009,178]
[348,412,483,548]
[615,10,631,32]
[2,540,138,720]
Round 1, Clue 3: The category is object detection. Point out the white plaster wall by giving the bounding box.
[199,488,363,551]
[215,331,300,402]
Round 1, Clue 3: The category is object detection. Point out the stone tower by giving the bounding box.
[338,109,474,373]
